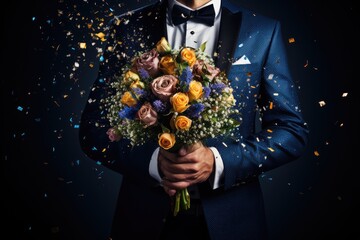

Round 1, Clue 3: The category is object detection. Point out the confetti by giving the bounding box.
[318,101,326,107]
[288,37,295,43]
[314,150,320,156]
[79,42,87,49]
[268,147,275,152]
[17,106,23,111]
[341,92,348,97]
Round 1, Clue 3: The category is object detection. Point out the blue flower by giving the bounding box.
[210,83,226,94]
[185,103,205,118]
[119,106,137,119]
[138,68,150,79]
[152,100,168,113]
[203,86,211,98]
[132,87,147,98]
[179,66,193,91]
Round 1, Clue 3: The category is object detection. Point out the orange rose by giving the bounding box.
[159,55,176,75]
[174,115,192,131]
[180,48,196,67]
[130,79,145,90]
[120,91,137,107]
[156,37,171,54]
[171,92,189,113]
[124,70,140,85]
[158,133,176,150]
[188,80,203,101]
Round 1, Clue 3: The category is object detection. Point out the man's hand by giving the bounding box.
[158,142,215,196]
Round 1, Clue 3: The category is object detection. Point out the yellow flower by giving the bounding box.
[188,80,203,101]
[156,37,172,53]
[158,133,176,150]
[171,92,190,113]
[175,115,192,131]
[120,91,137,107]
[180,48,196,67]
[124,70,140,84]
[130,80,145,90]
[159,55,176,75]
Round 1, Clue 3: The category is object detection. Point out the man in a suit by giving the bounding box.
[79,0,309,239]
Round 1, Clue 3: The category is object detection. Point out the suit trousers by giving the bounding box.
[159,199,211,240]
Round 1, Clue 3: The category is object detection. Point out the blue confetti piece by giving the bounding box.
[74,124,79,129]
[98,171,104,176]
[76,160,80,165]
[17,106,23,111]
[99,56,104,62]
[34,118,41,122]
[268,177,273,181]
[71,47,75,51]
[91,146,97,151]
[69,117,73,123]
[46,20,51,24]
[96,161,102,165]
[32,17,36,21]
[99,78,104,83]
[110,8,114,12]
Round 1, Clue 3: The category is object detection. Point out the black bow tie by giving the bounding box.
[171,4,215,26]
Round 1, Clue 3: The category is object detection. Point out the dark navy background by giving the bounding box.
[2,0,356,239]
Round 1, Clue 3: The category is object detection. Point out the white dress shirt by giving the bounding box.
[149,0,224,190]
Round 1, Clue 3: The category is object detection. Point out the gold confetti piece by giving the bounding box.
[246,72,252,77]
[318,101,326,107]
[269,101,273,109]
[268,147,275,152]
[89,63,94,68]
[79,42,86,49]
[95,32,106,41]
[342,92,348,97]
[267,129,273,133]
[288,37,295,43]
[63,95,68,99]
[102,148,107,152]
[250,85,256,89]
[314,150,320,156]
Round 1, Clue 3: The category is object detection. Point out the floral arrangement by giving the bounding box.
[103,37,240,216]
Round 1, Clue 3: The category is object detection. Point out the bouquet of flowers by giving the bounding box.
[103,37,240,216]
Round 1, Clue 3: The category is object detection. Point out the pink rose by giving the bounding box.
[151,75,178,101]
[193,60,220,81]
[106,128,121,142]
[137,102,158,127]
[134,49,160,77]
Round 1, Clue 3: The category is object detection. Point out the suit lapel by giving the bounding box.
[215,7,242,74]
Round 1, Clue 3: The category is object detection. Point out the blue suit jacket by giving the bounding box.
[79,1,309,239]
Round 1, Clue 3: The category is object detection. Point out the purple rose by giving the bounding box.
[150,75,178,101]
[137,102,158,127]
[134,49,160,78]
[193,60,220,81]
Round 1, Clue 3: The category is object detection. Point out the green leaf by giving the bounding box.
[200,41,207,52]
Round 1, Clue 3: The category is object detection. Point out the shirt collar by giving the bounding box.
[167,0,221,17]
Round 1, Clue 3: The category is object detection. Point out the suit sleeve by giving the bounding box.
[79,17,159,186]
[207,21,309,190]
